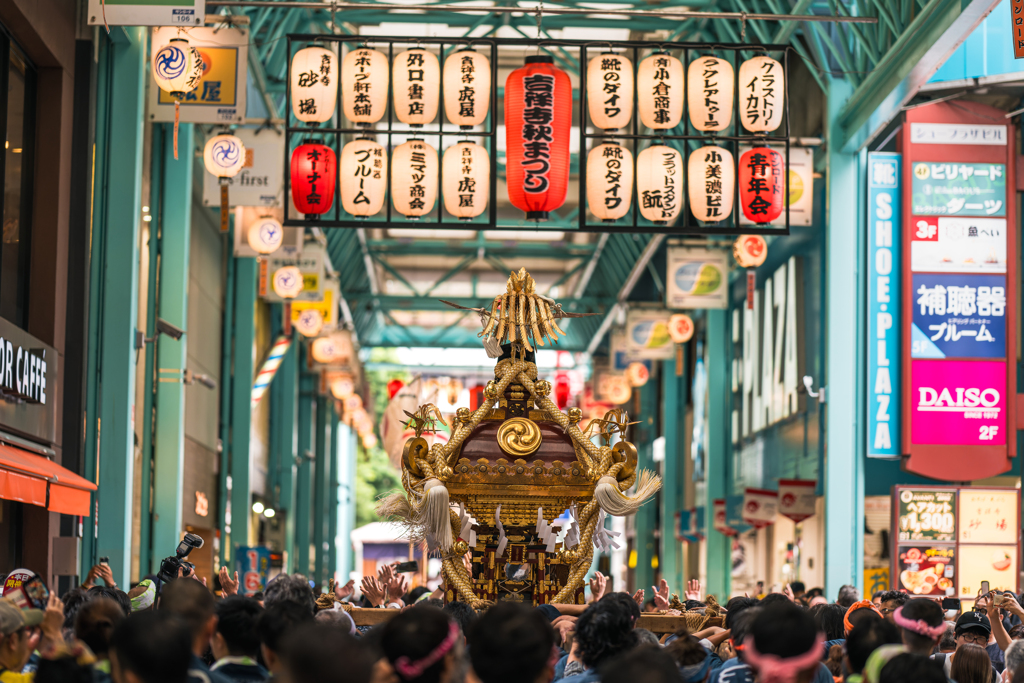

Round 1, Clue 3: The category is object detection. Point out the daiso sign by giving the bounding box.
[911,360,1005,445]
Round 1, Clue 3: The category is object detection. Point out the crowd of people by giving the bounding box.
[1,565,1023,683]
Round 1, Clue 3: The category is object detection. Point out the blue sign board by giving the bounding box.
[236,546,271,596]
[911,273,1006,358]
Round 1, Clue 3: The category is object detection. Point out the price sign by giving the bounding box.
[897,488,956,541]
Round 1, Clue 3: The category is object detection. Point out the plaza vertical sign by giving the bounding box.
[900,103,1017,480]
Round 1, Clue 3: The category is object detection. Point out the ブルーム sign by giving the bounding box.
[911,273,1006,359]
[910,359,1005,446]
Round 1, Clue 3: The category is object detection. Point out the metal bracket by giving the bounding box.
[802,375,826,404]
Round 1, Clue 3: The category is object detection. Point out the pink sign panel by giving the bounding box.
[911,360,1006,445]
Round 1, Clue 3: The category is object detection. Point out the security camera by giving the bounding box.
[156,318,185,341]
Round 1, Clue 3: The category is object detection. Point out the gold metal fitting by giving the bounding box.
[611,440,638,480]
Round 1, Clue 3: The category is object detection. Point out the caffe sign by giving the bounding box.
[0,317,57,443]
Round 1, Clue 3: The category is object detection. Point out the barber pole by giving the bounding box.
[251,335,292,406]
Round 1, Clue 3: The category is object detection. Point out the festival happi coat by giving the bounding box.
[378,268,661,607]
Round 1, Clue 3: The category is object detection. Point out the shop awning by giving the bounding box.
[0,443,97,516]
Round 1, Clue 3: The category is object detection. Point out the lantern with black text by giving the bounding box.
[687,56,733,132]
[738,56,784,133]
[688,146,735,222]
[443,141,489,219]
[394,49,440,126]
[290,45,337,124]
[636,145,682,225]
[340,138,387,217]
[272,266,304,299]
[733,235,768,268]
[739,147,784,224]
[504,56,572,221]
[392,140,438,219]
[247,216,283,255]
[443,50,490,128]
[586,143,633,222]
[638,52,683,130]
[587,53,633,131]
[204,133,246,233]
[290,143,336,217]
[342,48,388,125]
[152,37,203,159]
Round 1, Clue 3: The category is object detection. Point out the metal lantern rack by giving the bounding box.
[283,35,791,235]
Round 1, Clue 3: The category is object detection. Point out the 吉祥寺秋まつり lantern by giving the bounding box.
[586,53,633,131]
[586,142,633,222]
[739,147,784,224]
[290,45,337,124]
[443,50,491,128]
[272,266,304,299]
[636,145,682,225]
[688,146,735,222]
[247,216,283,255]
[290,143,337,217]
[687,55,733,132]
[342,48,388,125]
[393,49,440,126]
[340,138,387,218]
[733,234,768,268]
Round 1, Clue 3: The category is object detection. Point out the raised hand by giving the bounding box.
[336,579,356,601]
[653,579,670,610]
[219,566,239,596]
[361,576,387,607]
[632,588,645,608]
[685,579,702,602]
[386,569,409,604]
[783,583,795,602]
[97,564,117,589]
[589,571,607,602]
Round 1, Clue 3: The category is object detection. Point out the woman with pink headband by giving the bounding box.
[744,604,834,683]
[380,606,464,683]
[891,598,946,656]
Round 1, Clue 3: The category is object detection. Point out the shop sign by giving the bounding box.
[737,145,813,227]
[896,488,956,542]
[236,546,271,596]
[777,479,816,523]
[148,27,247,124]
[665,247,728,309]
[911,274,1006,358]
[911,360,1005,445]
[741,488,777,528]
[712,499,732,536]
[0,317,57,444]
[1014,1,1024,59]
[259,245,325,303]
[910,217,1006,274]
[957,489,1017,544]
[910,162,1005,217]
[609,330,651,373]
[958,544,1017,603]
[624,309,674,360]
[203,128,284,208]
[726,494,751,535]
[678,509,699,543]
[864,567,890,595]
[290,279,340,332]
[909,123,1007,146]
[88,0,204,26]
[897,545,955,596]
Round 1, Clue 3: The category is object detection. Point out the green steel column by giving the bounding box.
[336,423,356,580]
[313,396,329,588]
[327,408,340,583]
[270,320,298,572]
[706,312,731,601]
[633,379,658,594]
[217,234,236,567]
[296,366,316,577]
[229,258,258,565]
[661,356,686,595]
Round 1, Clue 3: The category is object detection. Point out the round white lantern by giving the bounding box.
[687,56,734,132]
[443,50,491,128]
[247,217,284,255]
[272,266,304,299]
[311,337,338,364]
[362,433,378,449]
[442,141,489,220]
[668,313,695,344]
[393,49,440,126]
[330,375,355,400]
[636,145,683,225]
[340,138,387,217]
[345,394,364,413]
[738,56,784,133]
[586,143,633,222]
[586,53,633,131]
[688,145,735,222]
[392,140,438,219]
[203,134,245,178]
[626,361,649,387]
[290,45,338,124]
[733,235,768,268]
[152,37,203,99]
[342,48,389,125]
[637,52,683,130]
[294,309,324,337]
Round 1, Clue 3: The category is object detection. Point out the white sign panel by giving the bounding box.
[624,309,674,360]
[666,246,729,309]
[910,123,1007,146]
[148,27,247,124]
[204,128,284,208]
[88,0,204,26]
[261,245,326,303]
[738,145,813,227]
[909,216,1006,274]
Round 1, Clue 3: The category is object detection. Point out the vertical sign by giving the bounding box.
[236,546,271,596]
[1013,0,1024,59]
[867,152,901,458]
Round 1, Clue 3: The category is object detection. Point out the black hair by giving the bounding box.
[442,600,478,644]
[665,634,707,667]
[88,585,131,618]
[404,587,431,604]
[847,606,882,632]
[62,588,91,632]
[600,592,642,624]
[158,578,215,640]
[251,591,265,602]
[758,593,792,608]
[724,596,759,630]
[790,582,806,594]
[74,596,125,657]
[264,573,316,615]
[729,606,761,649]
[419,598,445,610]
[282,622,374,683]
[381,606,454,683]
[257,599,316,653]
[574,594,639,669]
[216,596,263,658]
[600,645,683,683]
[876,591,909,607]
[110,611,192,683]
[469,601,555,683]
[846,618,901,674]
[811,603,846,641]
[899,598,944,653]
[683,600,706,611]
[837,585,859,608]
[748,603,818,660]
[879,653,946,683]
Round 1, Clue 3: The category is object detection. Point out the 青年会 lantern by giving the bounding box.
[340,138,387,217]
[738,56,784,133]
[442,141,488,220]
[394,49,440,126]
[290,45,337,124]
[586,142,633,222]
[734,234,768,268]
[586,53,633,131]
[739,147,784,224]
[152,37,203,159]
[291,143,337,217]
[637,52,683,130]
[504,56,572,220]
[688,146,735,222]
[636,145,682,225]
[342,48,388,125]
[272,266,304,299]
[687,56,734,132]
[247,216,284,254]
[294,309,324,337]
[204,133,246,232]
[443,50,491,128]
[392,140,438,219]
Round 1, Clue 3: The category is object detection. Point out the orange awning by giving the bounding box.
[0,443,97,516]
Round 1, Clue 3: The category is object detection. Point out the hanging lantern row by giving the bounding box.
[203,133,246,232]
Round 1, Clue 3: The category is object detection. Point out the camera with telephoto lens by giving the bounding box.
[157,533,204,583]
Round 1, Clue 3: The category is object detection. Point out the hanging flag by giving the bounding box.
[712,498,734,536]
[778,479,817,523]
[742,488,778,529]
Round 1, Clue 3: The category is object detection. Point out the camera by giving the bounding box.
[157,533,204,583]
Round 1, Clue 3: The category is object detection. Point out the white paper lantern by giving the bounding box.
[330,375,355,400]
[152,37,203,99]
[290,45,338,124]
[586,143,633,222]
[247,217,283,254]
[393,49,440,126]
[733,235,768,268]
[442,141,489,219]
[587,53,633,131]
[294,309,324,337]
[637,52,683,130]
[688,146,735,222]
[340,138,387,217]
[272,266,304,299]
[392,140,438,218]
[203,134,245,178]
[311,337,338,364]
[738,56,784,133]
[443,50,490,128]
[626,362,649,387]
[687,56,734,132]
[636,145,682,225]
[362,433,378,449]
[342,48,389,125]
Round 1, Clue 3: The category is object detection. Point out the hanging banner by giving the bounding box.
[148,27,247,124]
[236,546,271,596]
[1014,1,1024,60]
[712,499,733,536]
[741,488,778,529]
[203,128,284,208]
[624,309,674,360]
[777,479,816,523]
[88,0,204,26]
[666,246,728,309]
[678,510,698,543]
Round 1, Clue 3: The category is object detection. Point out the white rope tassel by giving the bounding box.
[594,470,662,517]
[495,504,508,559]
[422,479,453,551]
[482,335,502,358]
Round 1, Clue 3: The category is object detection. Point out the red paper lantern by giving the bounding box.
[739,147,785,224]
[387,378,405,399]
[290,142,336,217]
[554,372,571,409]
[504,56,572,221]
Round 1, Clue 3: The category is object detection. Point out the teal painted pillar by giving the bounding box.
[328,409,340,583]
[151,122,194,569]
[336,423,356,580]
[217,235,236,567]
[313,396,329,588]
[661,356,686,596]
[270,323,298,572]
[633,379,658,595]
[706,314,731,601]
[825,77,866,598]
[229,258,258,564]
[296,367,316,577]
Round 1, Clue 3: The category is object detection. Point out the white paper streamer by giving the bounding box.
[593,510,622,551]
[495,504,508,558]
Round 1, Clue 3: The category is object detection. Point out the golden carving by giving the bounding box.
[496,417,543,457]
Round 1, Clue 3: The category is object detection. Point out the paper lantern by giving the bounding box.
[637,52,683,130]
[739,148,785,224]
[636,145,682,225]
[667,314,694,344]
[294,309,324,337]
[688,146,735,222]
[733,235,768,268]
[587,53,633,131]
[290,143,336,217]
[687,56,734,132]
[362,434,378,449]
[272,266,304,299]
[330,375,355,400]
[442,141,488,220]
[738,56,784,133]
[504,56,572,221]
[393,49,440,126]
[626,362,649,387]
[586,143,633,222]
[342,48,388,125]
[311,337,339,364]
[387,379,405,399]
[204,133,246,231]
[247,216,283,254]
[391,140,438,219]
[290,45,337,124]
[345,394,364,413]
[152,37,203,159]
[340,138,387,217]
[443,50,491,128]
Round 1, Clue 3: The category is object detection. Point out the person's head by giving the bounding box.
[600,592,642,625]
[74,596,125,659]
[89,585,132,617]
[789,582,806,598]
[109,610,192,683]
[469,601,555,683]
[808,595,828,608]
[1004,640,1024,682]
[665,634,711,683]
[836,585,859,608]
[600,646,683,683]
[634,628,659,647]
[442,601,478,645]
[315,608,356,635]
[381,606,461,683]
[845,617,900,675]
[62,587,91,632]
[264,573,316,614]
[127,580,156,612]
[158,578,217,656]
[0,598,42,671]
[281,622,374,683]
[728,606,762,655]
[211,596,262,662]
[939,622,956,653]
[954,611,991,649]
[404,587,431,605]
[811,603,845,641]
[878,653,945,683]
[949,643,993,683]
[874,591,908,621]
[574,595,639,669]
[745,603,822,683]
[34,656,94,683]
[844,600,883,635]
[1009,623,1024,640]
[758,593,792,608]
[257,599,316,674]
[871,591,885,607]
[724,596,759,631]
[892,598,944,655]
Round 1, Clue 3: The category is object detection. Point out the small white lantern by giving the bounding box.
[687,56,734,132]
[330,375,355,400]
[393,49,440,127]
[626,361,649,387]
[204,133,246,233]
[294,309,324,337]
[443,50,491,128]
[392,140,438,219]
[247,216,284,255]
[442,141,489,220]
[362,433,378,450]
[586,53,633,131]
[311,337,338,364]
[345,394,364,413]
[636,145,682,225]
[342,48,389,125]
[152,37,204,159]
[637,52,683,130]
[586,142,633,222]
[272,266,304,299]
[733,235,768,268]
[340,138,387,217]
[738,56,784,133]
[688,145,735,222]
[290,45,338,124]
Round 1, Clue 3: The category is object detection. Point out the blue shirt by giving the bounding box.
[710,658,833,683]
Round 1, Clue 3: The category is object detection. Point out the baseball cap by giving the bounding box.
[954,611,991,635]
[0,598,43,636]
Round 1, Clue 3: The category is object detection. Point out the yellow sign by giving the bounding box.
[159,47,238,106]
[958,544,1017,609]
[864,567,890,596]
[291,289,335,326]
[958,489,1017,544]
